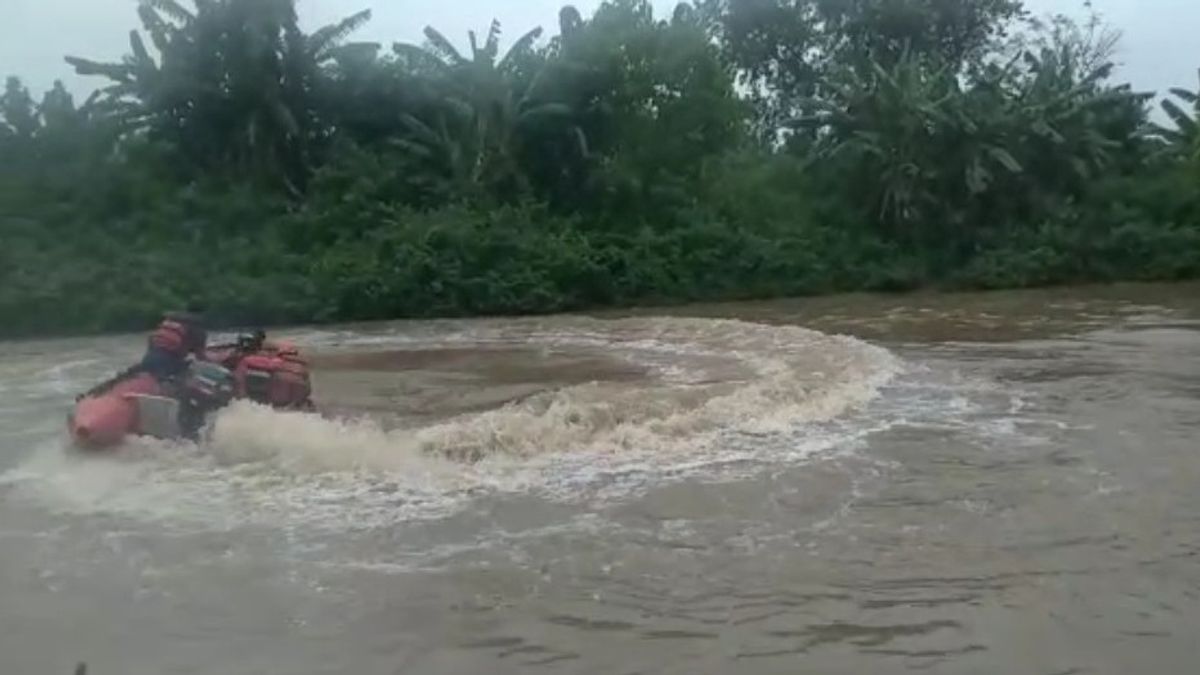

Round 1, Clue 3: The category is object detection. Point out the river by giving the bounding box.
[2,283,1199,674]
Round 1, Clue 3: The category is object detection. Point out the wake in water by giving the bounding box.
[1,317,900,528]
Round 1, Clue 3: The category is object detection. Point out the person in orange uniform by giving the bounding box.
[140,310,208,381]
[73,309,213,441]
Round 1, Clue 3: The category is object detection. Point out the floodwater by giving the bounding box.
[2,283,1200,674]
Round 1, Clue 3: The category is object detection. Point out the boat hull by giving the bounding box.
[68,373,163,449]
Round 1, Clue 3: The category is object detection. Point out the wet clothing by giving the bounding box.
[140,346,190,379]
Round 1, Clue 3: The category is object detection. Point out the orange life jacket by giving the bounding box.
[235,350,313,409]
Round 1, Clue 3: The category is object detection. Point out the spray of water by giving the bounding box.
[2,317,901,528]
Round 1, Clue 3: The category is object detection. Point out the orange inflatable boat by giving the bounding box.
[68,371,166,449]
[68,335,315,450]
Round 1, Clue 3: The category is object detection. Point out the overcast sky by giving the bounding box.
[3,0,1198,102]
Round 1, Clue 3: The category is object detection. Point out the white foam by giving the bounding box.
[2,317,901,530]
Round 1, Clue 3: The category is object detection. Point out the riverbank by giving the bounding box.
[4,193,1200,340]
[2,1,1198,339]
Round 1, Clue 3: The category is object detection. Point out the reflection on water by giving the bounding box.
[2,282,1200,674]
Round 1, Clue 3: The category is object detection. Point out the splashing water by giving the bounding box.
[1,317,900,529]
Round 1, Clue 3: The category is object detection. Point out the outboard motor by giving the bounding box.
[178,361,237,439]
[183,361,236,410]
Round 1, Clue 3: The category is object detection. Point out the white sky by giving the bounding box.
[2,0,1197,103]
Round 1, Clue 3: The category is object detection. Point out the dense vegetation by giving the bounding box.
[2,0,1199,337]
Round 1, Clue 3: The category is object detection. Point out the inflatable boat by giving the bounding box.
[68,371,169,448]
[68,335,314,450]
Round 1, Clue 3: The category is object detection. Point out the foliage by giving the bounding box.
[1,0,1199,338]
[1153,69,1200,164]
[63,0,374,193]
[701,0,1025,136]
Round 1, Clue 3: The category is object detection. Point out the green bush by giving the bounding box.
[3,0,1200,339]
[5,157,1198,339]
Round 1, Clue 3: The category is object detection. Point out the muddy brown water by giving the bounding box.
[2,282,1200,674]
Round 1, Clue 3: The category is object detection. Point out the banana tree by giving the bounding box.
[1001,44,1152,211]
[793,54,1024,236]
[65,0,372,193]
[1153,69,1199,161]
[1,77,39,140]
[795,37,1147,246]
[392,21,582,201]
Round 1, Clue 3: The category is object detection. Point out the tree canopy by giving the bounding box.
[1,0,1199,337]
